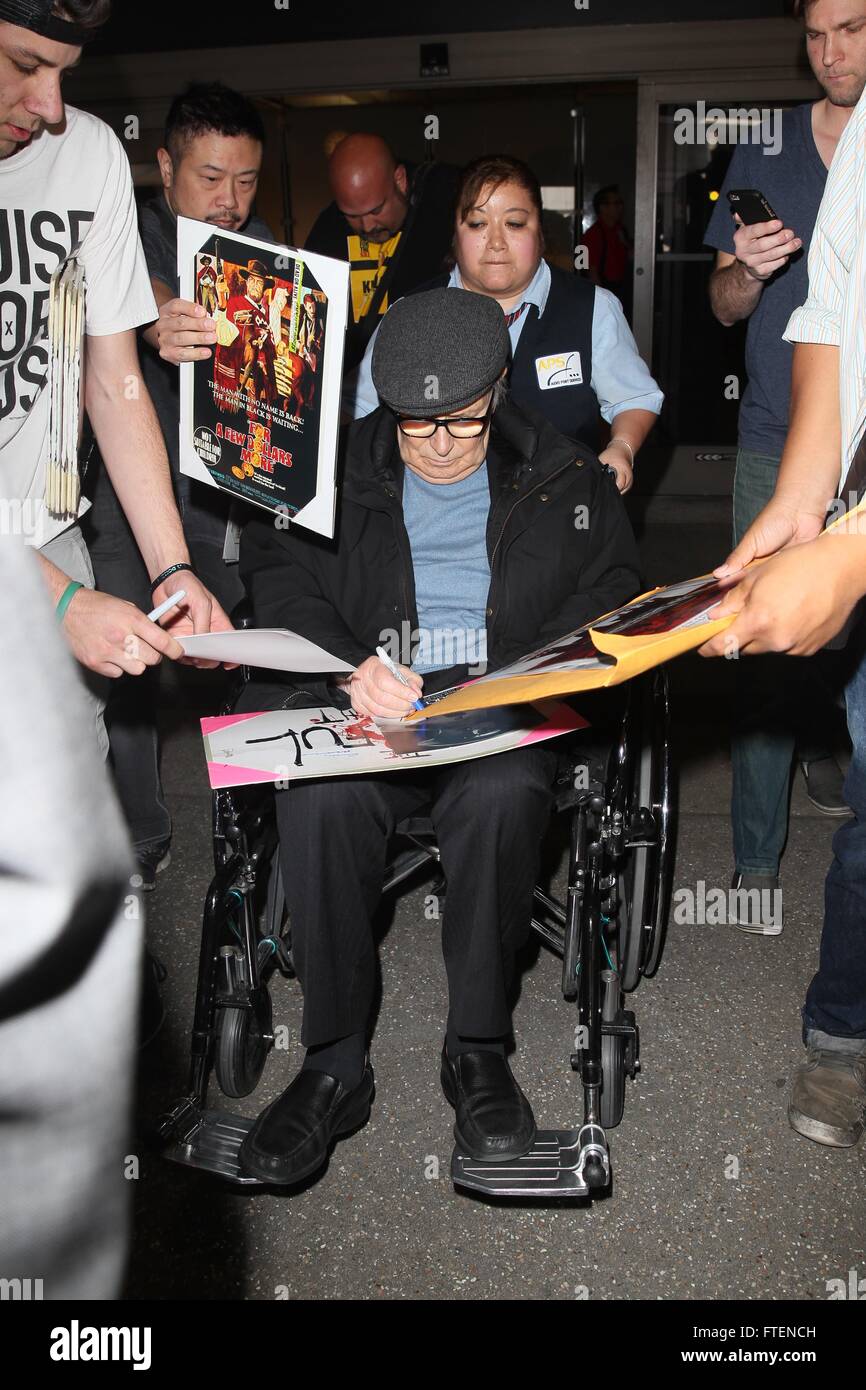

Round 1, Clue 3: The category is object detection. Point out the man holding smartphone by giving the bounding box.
[704,0,866,932]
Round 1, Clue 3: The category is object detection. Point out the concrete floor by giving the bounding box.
[126,505,866,1301]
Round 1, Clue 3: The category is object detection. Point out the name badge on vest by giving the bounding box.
[535,351,583,390]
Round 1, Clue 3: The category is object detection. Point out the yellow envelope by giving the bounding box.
[405,578,736,721]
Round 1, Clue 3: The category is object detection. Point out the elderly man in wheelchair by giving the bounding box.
[225,287,641,1188]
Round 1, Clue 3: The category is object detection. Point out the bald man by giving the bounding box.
[305,133,458,370]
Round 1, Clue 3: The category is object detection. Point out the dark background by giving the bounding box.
[92,0,796,55]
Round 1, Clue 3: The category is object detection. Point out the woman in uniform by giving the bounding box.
[346,154,663,493]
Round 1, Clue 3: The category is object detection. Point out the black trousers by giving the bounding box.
[276,744,558,1047]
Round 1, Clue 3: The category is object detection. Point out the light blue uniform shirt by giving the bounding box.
[402,462,491,675]
[343,260,664,423]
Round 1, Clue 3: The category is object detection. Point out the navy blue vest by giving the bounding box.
[409,264,598,448]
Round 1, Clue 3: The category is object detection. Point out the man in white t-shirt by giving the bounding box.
[0,0,207,1301]
[0,0,231,756]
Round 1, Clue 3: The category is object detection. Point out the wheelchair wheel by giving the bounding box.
[616,685,653,994]
[599,971,626,1128]
[214,988,272,1099]
[600,1034,626,1129]
[641,670,676,979]
[615,671,676,992]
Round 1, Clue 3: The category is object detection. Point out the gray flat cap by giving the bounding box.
[371,287,510,416]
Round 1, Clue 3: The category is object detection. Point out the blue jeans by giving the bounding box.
[805,629,866,1040]
[731,449,840,874]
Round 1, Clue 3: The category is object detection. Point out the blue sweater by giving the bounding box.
[402,463,491,674]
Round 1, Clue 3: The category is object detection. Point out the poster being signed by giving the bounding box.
[177,216,349,539]
[201,701,587,789]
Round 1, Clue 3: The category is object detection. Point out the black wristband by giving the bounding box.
[150,562,194,594]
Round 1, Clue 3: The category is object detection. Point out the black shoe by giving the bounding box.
[240,1064,374,1185]
[132,839,171,893]
[440,1045,536,1162]
[799,757,851,817]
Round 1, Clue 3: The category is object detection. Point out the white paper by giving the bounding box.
[178,627,356,673]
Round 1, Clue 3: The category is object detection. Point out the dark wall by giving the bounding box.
[276,87,637,249]
[92,0,792,55]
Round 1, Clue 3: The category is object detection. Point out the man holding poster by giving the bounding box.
[84,81,275,885]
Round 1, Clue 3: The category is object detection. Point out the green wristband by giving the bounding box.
[56,580,84,624]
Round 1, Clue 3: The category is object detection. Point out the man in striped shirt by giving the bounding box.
[705,0,866,929]
[701,61,866,1149]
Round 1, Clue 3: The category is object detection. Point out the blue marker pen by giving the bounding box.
[375,645,425,712]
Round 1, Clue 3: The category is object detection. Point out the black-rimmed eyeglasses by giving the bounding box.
[394,400,495,439]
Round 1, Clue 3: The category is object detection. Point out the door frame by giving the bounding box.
[632,77,821,362]
[630,77,820,495]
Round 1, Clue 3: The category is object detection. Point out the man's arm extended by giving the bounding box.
[35,546,184,679]
[708,249,764,326]
[85,327,190,578]
[773,340,842,511]
[34,328,193,678]
[82,327,231,650]
[708,215,802,327]
[701,523,866,658]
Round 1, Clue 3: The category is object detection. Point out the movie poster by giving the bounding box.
[177,216,349,539]
[201,700,587,789]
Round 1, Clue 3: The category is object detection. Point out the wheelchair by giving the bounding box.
[159,663,675,1200]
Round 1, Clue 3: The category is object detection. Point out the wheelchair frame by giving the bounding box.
[159,668,675,1200]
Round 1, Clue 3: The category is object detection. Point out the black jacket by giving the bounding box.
[239,399,641,701]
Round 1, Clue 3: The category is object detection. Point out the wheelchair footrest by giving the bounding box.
[451,1125,610,1198]
[162,1105,266,1186]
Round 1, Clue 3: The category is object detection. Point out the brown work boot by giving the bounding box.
[788,1041,866,1148]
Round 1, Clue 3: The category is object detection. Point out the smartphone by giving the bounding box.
[727,189,779,225]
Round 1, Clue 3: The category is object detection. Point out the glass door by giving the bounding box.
[632,79,818,497]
